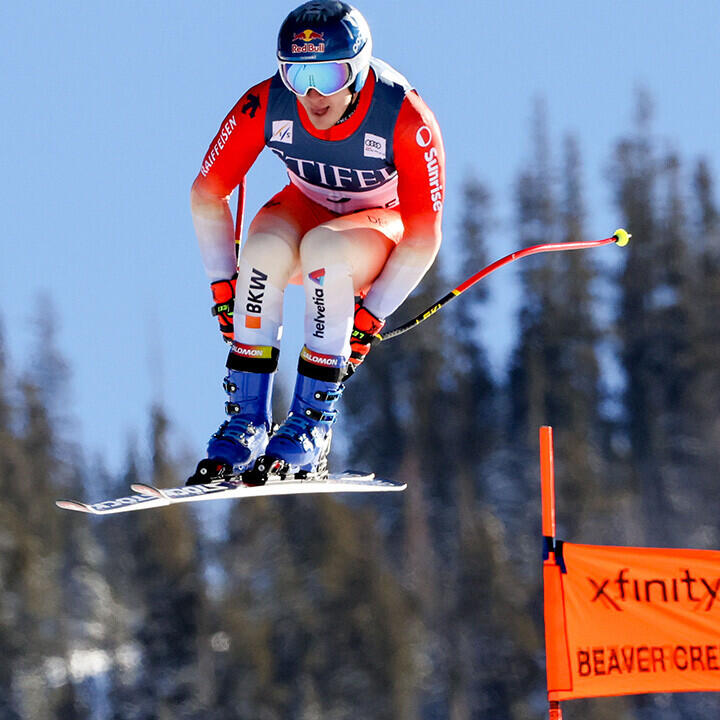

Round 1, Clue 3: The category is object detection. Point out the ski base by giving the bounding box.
[56,472,405,515]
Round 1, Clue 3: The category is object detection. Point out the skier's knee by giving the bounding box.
[243,230,300,272]
[300,226,350,269]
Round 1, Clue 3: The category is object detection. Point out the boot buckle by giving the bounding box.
[225,401,241,415]
[312,389,343,403]
[303,407,337,423]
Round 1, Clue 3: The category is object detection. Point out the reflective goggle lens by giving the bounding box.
[281,62,352,96]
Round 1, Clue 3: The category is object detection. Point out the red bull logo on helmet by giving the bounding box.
[291,28,325,54]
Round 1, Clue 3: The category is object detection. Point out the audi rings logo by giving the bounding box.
[415,125,433,148]
[363,133,386,160]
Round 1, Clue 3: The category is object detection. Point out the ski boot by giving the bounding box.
[245,349,345,484]
[187,369,273,485]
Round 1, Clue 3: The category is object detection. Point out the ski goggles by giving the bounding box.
[279,61,354,97]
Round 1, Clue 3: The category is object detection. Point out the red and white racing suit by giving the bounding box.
[192,58,445,360]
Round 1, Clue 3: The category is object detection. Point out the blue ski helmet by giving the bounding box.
[277,1,372,97]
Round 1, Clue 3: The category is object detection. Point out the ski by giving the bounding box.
[55,493,170,515]
[56,472,405,515]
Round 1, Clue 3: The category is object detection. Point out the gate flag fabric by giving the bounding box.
[545,541,720,700]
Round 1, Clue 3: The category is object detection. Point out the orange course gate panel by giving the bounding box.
[545,542,720,700]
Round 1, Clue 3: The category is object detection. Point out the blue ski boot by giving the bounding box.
[187,369,273,484]
[248,348,345,481]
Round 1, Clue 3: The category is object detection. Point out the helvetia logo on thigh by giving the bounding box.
[308,268,326,338]
[311,288,326,339]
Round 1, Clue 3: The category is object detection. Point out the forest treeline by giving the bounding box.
[1,96,719,719]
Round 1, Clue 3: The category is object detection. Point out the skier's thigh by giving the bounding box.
[300,208,403,291]
[243,205,303,279]
[245,184,338,284]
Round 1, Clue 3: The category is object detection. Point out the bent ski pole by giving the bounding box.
[377,228,630,343]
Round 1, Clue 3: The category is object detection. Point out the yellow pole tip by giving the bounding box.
[613,228,631,247]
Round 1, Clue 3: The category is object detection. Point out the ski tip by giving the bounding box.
[56,499,93,513]
[339,471,407,490]
[344,469,375,479]
[613,228,631,247]
[130,483,164,499]
[334,472,406,491]
[381,480,406,491]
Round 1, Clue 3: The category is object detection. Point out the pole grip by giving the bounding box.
[549,700,563,719]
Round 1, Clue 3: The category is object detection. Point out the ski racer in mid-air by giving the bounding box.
[188,0,445,483]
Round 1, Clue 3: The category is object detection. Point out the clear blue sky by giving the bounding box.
[1,1,718,472]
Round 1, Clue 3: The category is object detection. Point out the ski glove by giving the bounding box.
[210,274,237,344]
[345,303,385,379]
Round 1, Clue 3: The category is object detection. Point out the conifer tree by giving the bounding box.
[508,99,560,447]
[611,93,699,545]
[209,489,417,719]
[686,159,720,547]
[552,135,608,541]
[509,108,607,539]
[111,406,208,717]
[502,104,621,719]
[609,100,720,719]
[438,173,500,716]
[0,309,93,718]
[448,174,496,473]
[0,320,22,717]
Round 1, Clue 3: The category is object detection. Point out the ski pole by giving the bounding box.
[377,228,630,343]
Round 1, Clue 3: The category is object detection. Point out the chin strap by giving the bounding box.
[335,92,361,125]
